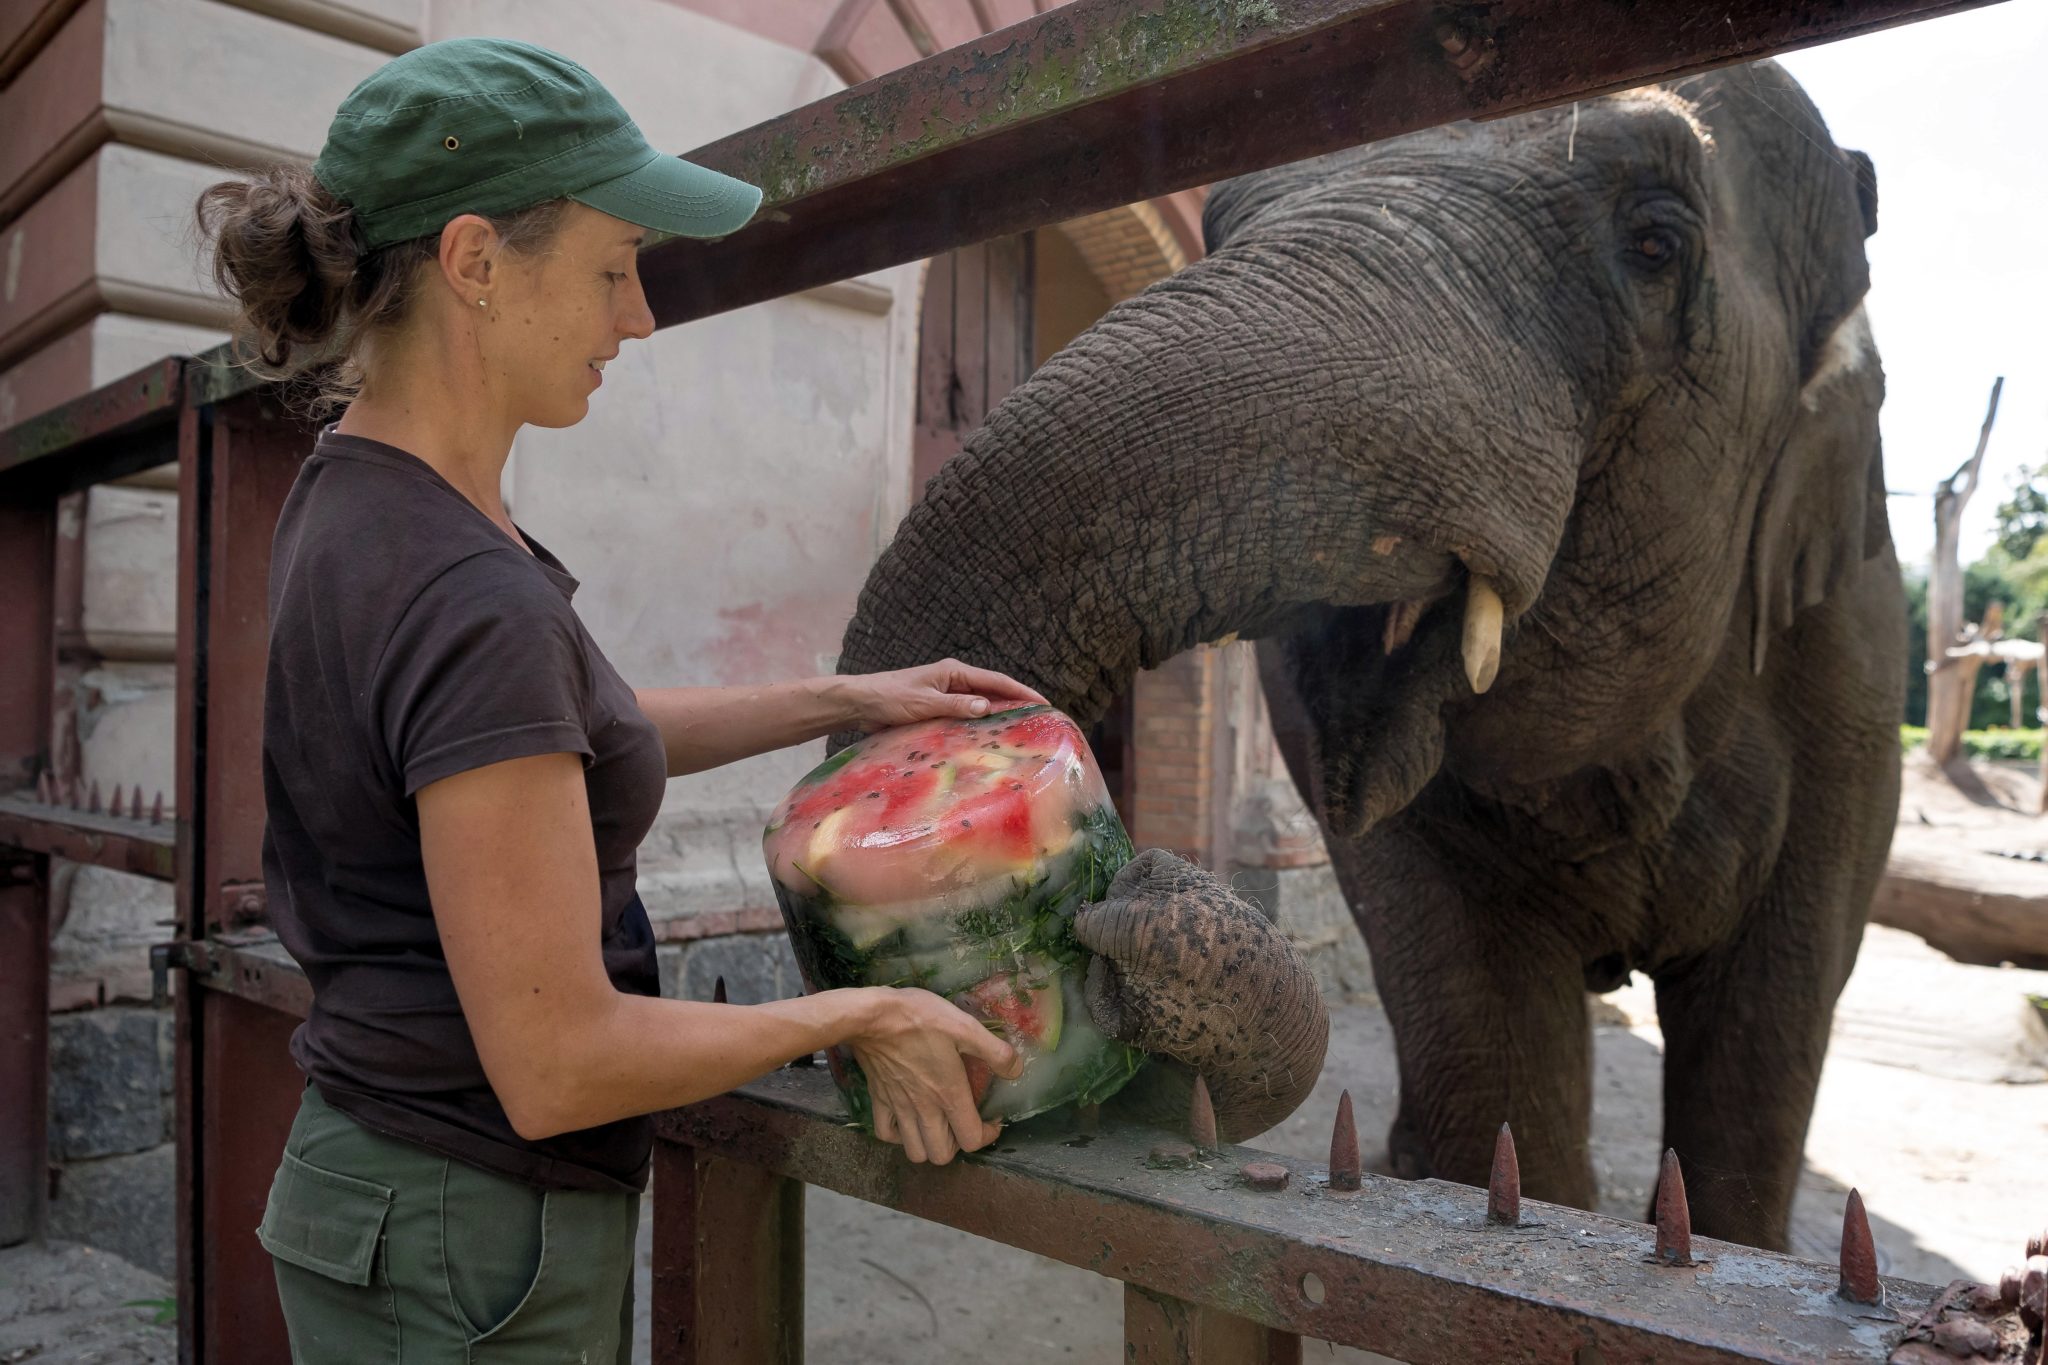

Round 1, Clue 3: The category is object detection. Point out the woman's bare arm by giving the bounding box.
[419,750,1021,1162]
[634,659,1046,777]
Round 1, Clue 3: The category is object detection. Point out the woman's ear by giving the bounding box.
[437,213,499,306]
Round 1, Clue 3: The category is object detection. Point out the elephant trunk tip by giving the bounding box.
[1486,1122,1521,1226]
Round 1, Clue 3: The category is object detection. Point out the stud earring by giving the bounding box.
[477,299,487,308]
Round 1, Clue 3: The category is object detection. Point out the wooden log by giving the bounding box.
[1875,829,2048,970]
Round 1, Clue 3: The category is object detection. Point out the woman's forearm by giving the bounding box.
[504,985,884,1139]
[635,679,857,776]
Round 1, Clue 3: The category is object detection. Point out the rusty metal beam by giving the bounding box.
[1125,1283,1303,1364]
[658,1069,1936,1364]
[0,496,55,1247]
[650,1143,804,1365]
[167,0,2007,411]
[645,0,2003,325]
[0,357,183,497]
[0,792,177,880]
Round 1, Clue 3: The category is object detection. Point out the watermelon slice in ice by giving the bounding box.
[764,705,1144,1124]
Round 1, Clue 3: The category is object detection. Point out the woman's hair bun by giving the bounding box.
[195,163,360,375]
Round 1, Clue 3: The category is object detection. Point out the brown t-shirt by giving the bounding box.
[262,428,666,1192]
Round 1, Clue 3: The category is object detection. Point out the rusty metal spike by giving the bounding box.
[1487,1122,1521,1226]
[1837,1188,1882,1305]
[88,780,101,814]
[151,790,164,825]
[1653,1149,1694,1266]
[1328,1089,1361,1193]
[1999,1268,2023,1311]
[712,975,727,1005]
[1188,1074,1218,1152]
[109,785,125,819]
[2029,1231,2047,1259]
[37,771,54,804]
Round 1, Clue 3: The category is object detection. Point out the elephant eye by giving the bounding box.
[1630,228,1681,269]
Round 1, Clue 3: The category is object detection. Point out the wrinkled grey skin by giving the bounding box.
[836,62,1904,1251]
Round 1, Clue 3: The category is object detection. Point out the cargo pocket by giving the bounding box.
[258,1149,398,1365]
[439,1158,545,1346]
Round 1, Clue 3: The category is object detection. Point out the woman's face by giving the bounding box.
[482,202,656,429]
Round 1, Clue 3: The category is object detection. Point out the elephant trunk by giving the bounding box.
[840,230,1585,829]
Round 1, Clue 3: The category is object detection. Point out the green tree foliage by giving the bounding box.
[1994,464,2048,561]
[1900,465,2048,728]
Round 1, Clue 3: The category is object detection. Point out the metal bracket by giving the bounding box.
[151,939,199,1008]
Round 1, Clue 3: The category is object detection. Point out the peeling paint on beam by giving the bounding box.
[0,357,182,495]
[645,0,2001,326]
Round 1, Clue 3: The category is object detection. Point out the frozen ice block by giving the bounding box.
[763,705,1144,1124]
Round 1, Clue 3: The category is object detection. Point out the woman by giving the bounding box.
[197,36,1037,1364]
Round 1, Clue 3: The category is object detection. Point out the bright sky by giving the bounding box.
[1775,4,2048,574]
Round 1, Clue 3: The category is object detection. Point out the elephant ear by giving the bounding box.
[1746,300,1889,675]
[1204,146,1372,250]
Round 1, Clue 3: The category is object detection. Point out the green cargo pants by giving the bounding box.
[258,1085,639,1365]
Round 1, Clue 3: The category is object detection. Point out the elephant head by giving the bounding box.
[836,62,1889,1148]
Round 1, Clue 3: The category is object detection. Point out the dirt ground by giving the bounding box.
[6,759,2044,1363]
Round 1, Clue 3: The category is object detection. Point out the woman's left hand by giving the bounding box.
[841,658,1048,732]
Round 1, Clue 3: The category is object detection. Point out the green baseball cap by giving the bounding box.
[313,37,762,251]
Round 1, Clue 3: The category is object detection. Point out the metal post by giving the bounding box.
[174,392,309,1363]
[1124,1283,1304,1364]
[0,498,54,1246]
[651,1138,804,1365]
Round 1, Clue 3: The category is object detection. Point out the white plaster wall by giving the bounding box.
[29,1,923,933]
[81,485,176,652]
[72,662,175,812]
[94,143,234,321]
[422,1,924,924]
[102,0,387,161]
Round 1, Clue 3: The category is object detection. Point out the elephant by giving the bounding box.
[834,60,1903,1252]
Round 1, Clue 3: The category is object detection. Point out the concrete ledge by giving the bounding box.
[219,0,422,55]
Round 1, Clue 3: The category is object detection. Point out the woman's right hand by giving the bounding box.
[846,987,1023,1165]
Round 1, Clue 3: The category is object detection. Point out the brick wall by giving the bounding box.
[1130,649,1221,867]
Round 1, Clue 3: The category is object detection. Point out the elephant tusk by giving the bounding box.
[1462,578,1504,693]
[1382,600,1425,655]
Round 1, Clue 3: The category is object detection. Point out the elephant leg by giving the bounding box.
[1325,827,1598,1209]
[1652,898,1855,1251]
[1256,641,1595,1209]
